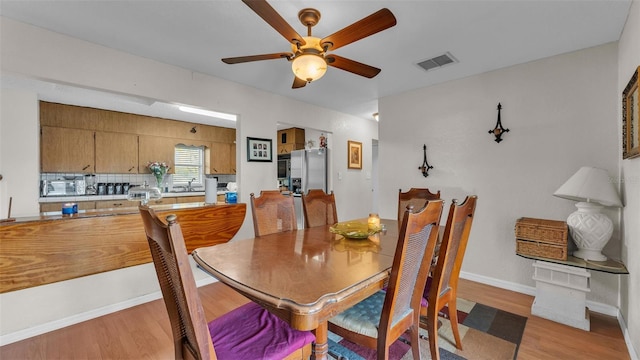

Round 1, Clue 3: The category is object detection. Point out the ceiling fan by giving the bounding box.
[222,0,397,89]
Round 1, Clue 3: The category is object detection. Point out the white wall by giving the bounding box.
[379,43,621,307]
[0,16,376,341]
[618,0,640,356]
[0,89,39,217]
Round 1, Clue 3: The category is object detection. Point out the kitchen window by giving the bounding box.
[173,144,204,185]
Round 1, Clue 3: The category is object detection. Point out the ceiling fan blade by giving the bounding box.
[320,8,396,51]
[326,55,381,78]
[222,53,293,64]
[242,0,306,46]
[292,76,307,89]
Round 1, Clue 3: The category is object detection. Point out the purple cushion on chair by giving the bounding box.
[421,276,433,307]
[208,302,315,360]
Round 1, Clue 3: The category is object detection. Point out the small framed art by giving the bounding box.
[247,137,273,162]
[623,66,639,159]
[347,140,362,169]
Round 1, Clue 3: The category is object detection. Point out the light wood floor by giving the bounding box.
[0,279,629,359]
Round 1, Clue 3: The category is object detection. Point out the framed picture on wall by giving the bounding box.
[247,137,273,162]
[347,140,362,169]
[623,66,639,159]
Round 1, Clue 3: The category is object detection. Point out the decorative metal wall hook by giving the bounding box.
[489,102,509,143]
[190,126,197,134]
[418,144,434,177]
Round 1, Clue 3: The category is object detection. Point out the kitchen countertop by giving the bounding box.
[13,201,242,223]
[39,190,230,203]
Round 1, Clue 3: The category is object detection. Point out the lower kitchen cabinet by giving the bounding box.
[147,198,177,206]
[175,195,205,203]
[95,199,138,209]
[40,201,96,213]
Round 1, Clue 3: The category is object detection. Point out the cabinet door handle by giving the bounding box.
[82,165,91,170]
[128,167,135,172]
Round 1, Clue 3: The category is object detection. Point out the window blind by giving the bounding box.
[174,145,204,184]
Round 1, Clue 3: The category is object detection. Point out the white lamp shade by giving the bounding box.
[553,166,622,207]
[292,54,327,82]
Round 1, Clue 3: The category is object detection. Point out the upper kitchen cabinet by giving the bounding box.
[210,142,235,174]
[139,135,177,174]
[41,126,95,173]
[95,131,138,173]
[277,128,305,155]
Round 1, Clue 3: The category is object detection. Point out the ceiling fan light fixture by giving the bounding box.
[292,54,327,83]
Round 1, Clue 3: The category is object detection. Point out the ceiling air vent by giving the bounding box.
[417,52,458,72]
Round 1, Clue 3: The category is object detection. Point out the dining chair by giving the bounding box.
[250,190,297,236]
[138,205,314,360]
[420,195,478,360]
[397,188,441,221]
[328,200,445,360]
[301,189,338,228]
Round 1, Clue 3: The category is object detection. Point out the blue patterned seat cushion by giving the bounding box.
[329,290,412,338]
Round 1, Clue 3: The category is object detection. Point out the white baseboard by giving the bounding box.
[618,312,640,360]
[0,276,218,347]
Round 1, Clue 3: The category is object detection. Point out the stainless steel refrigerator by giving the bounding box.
[290,149,329,229]
[290,149,328,194]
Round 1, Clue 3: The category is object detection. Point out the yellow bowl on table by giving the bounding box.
[330,221,381,240]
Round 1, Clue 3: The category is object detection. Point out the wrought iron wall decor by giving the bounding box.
[418,144,433,177]
[489,103,509,143]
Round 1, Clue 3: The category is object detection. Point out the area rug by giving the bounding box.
[328,298,527,360]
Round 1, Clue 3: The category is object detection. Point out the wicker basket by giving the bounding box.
[515,218,567,245]
[515,217,568,260]
[516,239,567,260]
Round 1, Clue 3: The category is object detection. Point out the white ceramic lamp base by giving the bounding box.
[567,202,612,261]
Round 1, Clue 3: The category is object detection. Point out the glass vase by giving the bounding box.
[154,174,164,190]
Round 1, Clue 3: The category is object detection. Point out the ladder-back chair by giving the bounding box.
[301,189,338,228]
[138,205,314,360]
[250,190,297,236]
[397,188,441,221]
[328,200,445,360]
[420,196,478,360]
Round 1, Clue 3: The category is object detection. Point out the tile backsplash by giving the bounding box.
[40,173,236,190]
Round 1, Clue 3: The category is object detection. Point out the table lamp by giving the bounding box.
[553,166,622,261]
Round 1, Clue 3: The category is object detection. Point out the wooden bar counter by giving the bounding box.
[0,202,246,293]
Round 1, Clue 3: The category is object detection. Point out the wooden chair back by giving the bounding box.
[301,189,338,228]
[250,190,297,237]
[329,200,444,360]
[422,195,478,360]
[139,205,217,360]
[398,188,441,221]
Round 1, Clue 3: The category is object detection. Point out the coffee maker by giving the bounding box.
[85,174,97,195]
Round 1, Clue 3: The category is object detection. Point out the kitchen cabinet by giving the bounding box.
[210,142,235,174]
[95,199,137,209]
[41,126,95,173]
[230,143,236,173]
[277,128,305,154]
[95,131,139,173]
[138,135,176,174]
[40,201,96,213]
[147,198,177,206]
[175,195,205,203]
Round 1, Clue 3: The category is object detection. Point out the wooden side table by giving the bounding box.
[517,254,628,331]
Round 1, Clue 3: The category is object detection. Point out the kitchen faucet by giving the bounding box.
[187,178,196,191]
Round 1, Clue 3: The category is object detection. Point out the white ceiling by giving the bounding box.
[0,0,632,126]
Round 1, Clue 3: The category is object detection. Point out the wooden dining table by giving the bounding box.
[192,218,401,360]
